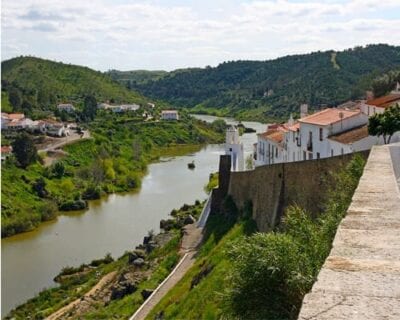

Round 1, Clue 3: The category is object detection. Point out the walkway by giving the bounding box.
[130,223,204,320]
[298,144,400,320]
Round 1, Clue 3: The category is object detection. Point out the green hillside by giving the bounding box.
[125,44,400,121]
[1,56,148,116]
[108,69,169,86]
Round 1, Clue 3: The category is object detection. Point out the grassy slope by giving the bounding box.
[146,155,365,320]
[1,56,147,111]
[1,112,224,237]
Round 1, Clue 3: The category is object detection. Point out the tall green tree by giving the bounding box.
[11,133,37,168]
[368,104,400,144]
[82,95,98,121]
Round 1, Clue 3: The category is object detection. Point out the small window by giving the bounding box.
[275,147,278,157]
[317,152,320,159]
[309,153,313,160]
[331,149,334,157]
[303,151,306,160]
[229,148,232,152]
[319,128,323,141]
[341,148,344,155]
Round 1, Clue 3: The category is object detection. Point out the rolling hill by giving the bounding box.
[1,56,148,116]
[116,44,400,121]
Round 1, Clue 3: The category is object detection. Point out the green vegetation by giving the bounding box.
[6,202,203,320]
[368,104,400,144]
[371,69,400,97]
[11,133,38,168]
[108,69,169,86]
[120,44,400,121]
[147,155,366,320]
[1,112,224,237]
[1,56,147,116]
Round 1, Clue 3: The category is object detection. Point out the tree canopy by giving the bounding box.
[11,133,38,168]
[368,104,400,144]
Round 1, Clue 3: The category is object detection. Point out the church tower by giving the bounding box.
[225,125,244,171]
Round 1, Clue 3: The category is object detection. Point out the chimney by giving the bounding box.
[300,104,308,118]
[288,113,294,126]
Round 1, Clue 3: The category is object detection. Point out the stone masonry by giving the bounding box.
[298,144,400,320]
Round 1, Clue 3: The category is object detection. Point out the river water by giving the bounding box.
[1,115,266,316]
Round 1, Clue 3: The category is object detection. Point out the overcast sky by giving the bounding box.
[2,0,400,71]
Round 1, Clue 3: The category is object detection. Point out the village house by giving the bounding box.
[254,103,393,167]
[98,103,140,113]
[359,93,400,116]
[1,146,13,162]
[161,110,179,120]
[39,119,69,137]
[1,113,25,130]
[57,103,75,113]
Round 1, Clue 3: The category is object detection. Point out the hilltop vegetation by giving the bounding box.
[1,56,148,118]
[118,44,400,121]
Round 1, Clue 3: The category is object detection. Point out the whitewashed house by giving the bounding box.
[359,93,400,116]
[57,103,75,113]
[161,110,179,120]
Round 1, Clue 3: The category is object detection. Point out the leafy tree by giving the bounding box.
[11,133,37,168]
[82,95,98,121]
[8,87,22,109]
[368,104,400,144]
[52,161,66,178]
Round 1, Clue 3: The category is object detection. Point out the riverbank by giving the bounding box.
[5,202,204,319]
[1,113,224,238]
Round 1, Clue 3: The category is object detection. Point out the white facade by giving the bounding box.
[161,110,179,120]
[255,107,379,166]
[225,126,244,171]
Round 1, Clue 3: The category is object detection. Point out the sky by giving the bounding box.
[1,0,400,71]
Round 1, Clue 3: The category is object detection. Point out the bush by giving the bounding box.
[82,185,101,200]
[59,200,87,211]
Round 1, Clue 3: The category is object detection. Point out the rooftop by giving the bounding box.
[299,108,361,126]
[366,93,400,109]
[258,129,284,144]
[328,125,369,144]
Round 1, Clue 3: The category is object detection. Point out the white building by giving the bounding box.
[225,125,244,171]
[161,110,179,120]
[57,103,75,113]
[359,93,400,116]
[255,106,379,166]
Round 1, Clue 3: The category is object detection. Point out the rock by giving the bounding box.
[133,249,146,258]
[133,258,145,267]
[184,215,196,225]
[143,235,152,245]
[141,289,154,300]
[110,281,137,300]
[191,264,214,289]
[128,252,138,265]
[160,219,175,231]
[145,241,157,253]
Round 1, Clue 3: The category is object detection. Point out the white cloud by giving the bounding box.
[1,0,399,70]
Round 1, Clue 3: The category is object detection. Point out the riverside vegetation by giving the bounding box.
[5,201,204,319]
[146,155,366,320]
[1,111,225,237]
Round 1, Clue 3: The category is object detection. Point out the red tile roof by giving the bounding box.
[366,93,400,109]
[1,146,12,153]
[328,125,369,144]
[258,129,284,143]
[299,108,361,126]
[6,113,25,120]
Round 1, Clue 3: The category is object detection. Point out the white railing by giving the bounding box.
[197,192,213,228]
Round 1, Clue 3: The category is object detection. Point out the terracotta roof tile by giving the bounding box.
[299,108,361,126]
[328,125,369,144]
[258,129,284,143]
[366,93,400,109]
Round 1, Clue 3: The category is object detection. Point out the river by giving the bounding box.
[1,115,266,316]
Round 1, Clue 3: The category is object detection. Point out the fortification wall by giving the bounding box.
[225,151,369,231]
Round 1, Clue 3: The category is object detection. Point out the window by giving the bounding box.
[293,131,295,142]
[341,148,344,155]
[331,149,334,157]
[309,152,313,160]
[303,151,306,160]
[317,152,320,159]
[319,128,323,141]
[275,147,278,158]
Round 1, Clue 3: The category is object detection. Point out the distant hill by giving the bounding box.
[108,69,169,86]
[121,44,400,120]
[1,56,147,116]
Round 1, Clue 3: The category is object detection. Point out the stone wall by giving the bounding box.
[298,144,400,320]
[218,151,369,231]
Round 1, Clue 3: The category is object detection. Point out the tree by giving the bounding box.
[368,104,400,144]
[82,95,97,121]
[8,87,22,109]
[11,133,37,168]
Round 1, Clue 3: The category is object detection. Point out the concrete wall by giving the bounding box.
[224,151,369,231]
[298,143,400,320]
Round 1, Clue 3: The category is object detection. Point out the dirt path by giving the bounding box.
[130,223,204,320]
[45,271,117,320]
